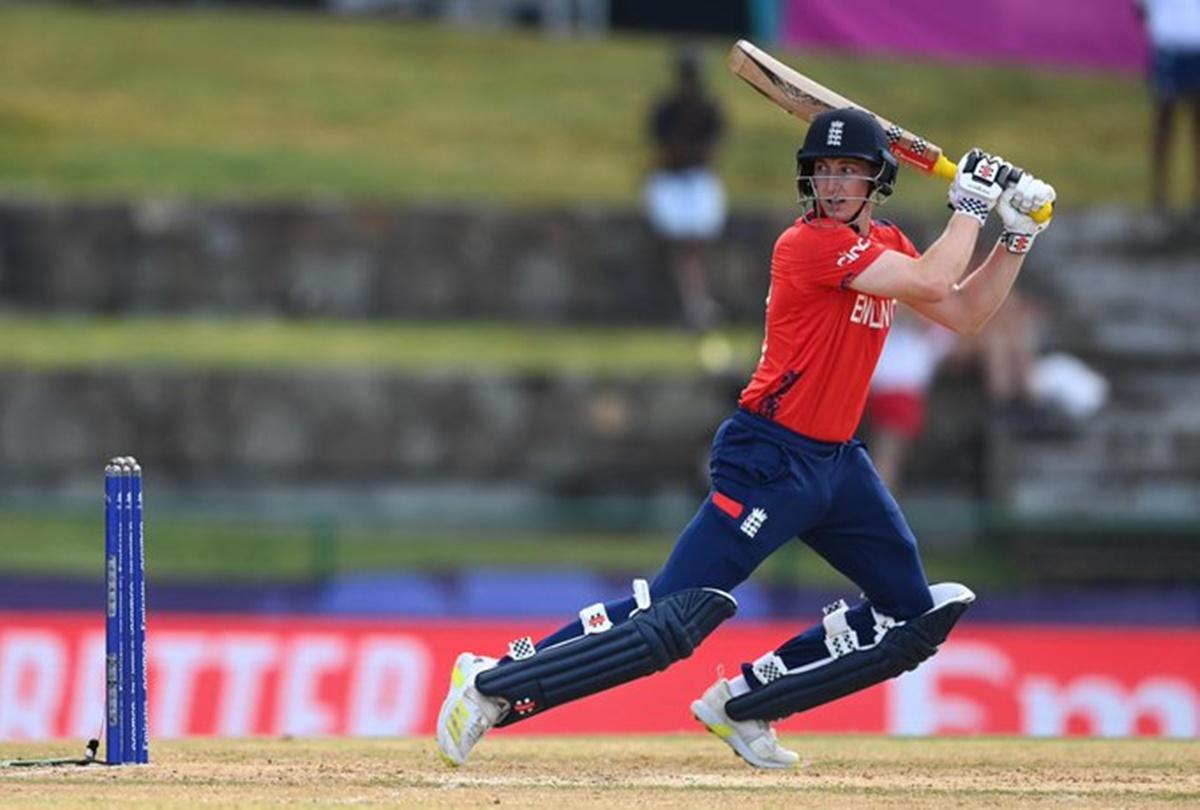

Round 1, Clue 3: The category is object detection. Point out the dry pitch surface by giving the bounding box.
[2,735,1197,808]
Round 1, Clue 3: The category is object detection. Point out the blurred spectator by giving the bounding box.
[441,0,609,37]
[962,288,1043,420]
[644,44,727,331]
[1029,351,1110,422]
[945,288,1107,435]
[1135,0,1200,211]
[865,310,955,491]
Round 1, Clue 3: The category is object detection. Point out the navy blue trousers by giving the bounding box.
[535,409,934,670]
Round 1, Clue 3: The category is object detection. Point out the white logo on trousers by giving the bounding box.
[741,508,768,538]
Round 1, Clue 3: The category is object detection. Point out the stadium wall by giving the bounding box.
[0,613,1196,741]
[2,203,1198,510]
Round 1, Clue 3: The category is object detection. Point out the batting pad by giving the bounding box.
[726,583,974,722]
[476,587,737,727]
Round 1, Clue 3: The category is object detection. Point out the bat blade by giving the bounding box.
[728,39,953,177]
[728,40,1052,223]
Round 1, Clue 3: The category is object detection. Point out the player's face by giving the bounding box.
[812,158,875,221]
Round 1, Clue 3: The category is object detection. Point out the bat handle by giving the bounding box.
[932,154,1053,224]
[933,154,957,181]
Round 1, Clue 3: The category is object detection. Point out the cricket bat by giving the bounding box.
[728,40,1052,223]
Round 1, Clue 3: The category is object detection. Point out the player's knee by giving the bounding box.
[881,581,970,624]
[926,582,972,617]
[889,586,935,621]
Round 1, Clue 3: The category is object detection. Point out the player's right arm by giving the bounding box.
[848,213,980,303]
[906,173,1056,335]
[850,150,1010,304]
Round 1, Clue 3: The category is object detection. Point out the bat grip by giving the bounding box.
[933,154,957,181]
[1007,167,1054,223]
[933,154,1053,223]
[1029,201,1053,225]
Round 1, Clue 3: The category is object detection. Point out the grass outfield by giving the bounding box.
[0,507,1017,588]
[0,316,762,374]
[2,736,1197,807]
[0,5,1170,212]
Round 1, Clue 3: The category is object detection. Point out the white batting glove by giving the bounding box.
[998,174,1056,254]
[947,149,1012,225]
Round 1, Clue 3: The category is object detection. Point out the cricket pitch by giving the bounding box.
[2,735,1197,807]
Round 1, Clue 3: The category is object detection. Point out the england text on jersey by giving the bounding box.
[849,294,895,329]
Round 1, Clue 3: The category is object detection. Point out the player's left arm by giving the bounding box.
[903,174,1055,335]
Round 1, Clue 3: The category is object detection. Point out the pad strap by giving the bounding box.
[507,636,536,661]
[822,600,858,658]
[579,602,612,634]
[750,652,787,685]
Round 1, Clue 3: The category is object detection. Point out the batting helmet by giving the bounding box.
[796,107,898,199]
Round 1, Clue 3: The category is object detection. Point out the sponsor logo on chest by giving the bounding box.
[850,293,895,330]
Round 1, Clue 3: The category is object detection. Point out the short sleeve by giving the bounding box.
[774,223,887,290]
[893,227,922,260]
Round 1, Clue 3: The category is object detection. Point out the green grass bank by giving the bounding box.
[0,5,1167,212]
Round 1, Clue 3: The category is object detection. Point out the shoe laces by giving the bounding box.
[755,720,782,744]
[466,715,490,741]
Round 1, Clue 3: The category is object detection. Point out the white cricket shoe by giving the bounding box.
[690,677,799,770]
[436,652,506,768]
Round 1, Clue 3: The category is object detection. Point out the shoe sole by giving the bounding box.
[437,745,460,768]
[690,699,794,770]
[435,656,471,768]
[435,697,466,768]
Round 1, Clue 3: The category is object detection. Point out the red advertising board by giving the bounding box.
[0,613,1196,740]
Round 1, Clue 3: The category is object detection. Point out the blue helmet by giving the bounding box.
[796,107,898,199]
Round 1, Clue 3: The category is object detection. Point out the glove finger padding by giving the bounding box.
[999,175,1055,254]
[1010,175,1056,215]
[948,148,1012,225]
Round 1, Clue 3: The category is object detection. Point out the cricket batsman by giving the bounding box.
[436,108,1055,769]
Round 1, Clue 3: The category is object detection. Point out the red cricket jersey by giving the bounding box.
[739,215,921,442]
